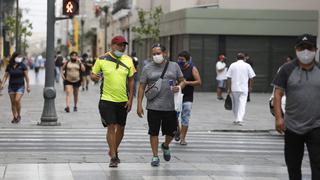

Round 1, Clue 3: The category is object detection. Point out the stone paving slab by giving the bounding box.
[0,82,275,132]
[0,163,311,180]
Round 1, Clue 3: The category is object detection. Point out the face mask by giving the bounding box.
[296,49,316,65]
[153,54,164,64]
[71,58,77,62]
[178,60,186,67]
[114,50,124,57]
[15,57,23,63]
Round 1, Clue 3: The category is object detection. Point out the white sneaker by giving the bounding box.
[237,122,244,126]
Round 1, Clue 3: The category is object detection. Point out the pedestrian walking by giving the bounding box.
[244,53,253,102]
[54,51,64,83]
[91,36,135,168]
[81,53,92,91]
[61,51,85,113]
[0,52,30,123]
[273,34,320,180]
[175,51,201,145]
[130,51,139,96]
[34,55,42,81]
[226,53,256,126]
[216,53,228,100]
[137,43,185,167]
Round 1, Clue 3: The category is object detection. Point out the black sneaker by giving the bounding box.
[73,107,77,112]
[217,97,224,100]
[109,157,118,168]
[115,152,120,163]
[161,143,171,161]
[151,156,160,167]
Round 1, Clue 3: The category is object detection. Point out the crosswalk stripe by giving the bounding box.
[0,129,284,156]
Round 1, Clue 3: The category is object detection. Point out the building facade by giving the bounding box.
[131,0,319,92]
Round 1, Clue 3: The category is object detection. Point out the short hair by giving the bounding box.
[178,51,191,61]
[152,43,166,52]
[70,51,78,56]
[236,53,245,60]
[82,53,88,59]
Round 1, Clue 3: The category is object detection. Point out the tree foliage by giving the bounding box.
[4,11,33,53]
[132,6,163,43]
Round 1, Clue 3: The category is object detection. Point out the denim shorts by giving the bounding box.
[8,86,25,94]
[217,80,226,89]
[179,102,193,126]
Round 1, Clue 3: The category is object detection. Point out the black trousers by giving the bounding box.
[285,128,320,180]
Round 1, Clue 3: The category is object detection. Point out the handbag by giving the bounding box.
[145,61,169,100]
[224,94,232,110]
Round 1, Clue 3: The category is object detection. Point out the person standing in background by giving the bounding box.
[216,53,228,100]
[244,53,253,102]
[130,51,139,96]
[81,53,93,91]
[55,51,64,83]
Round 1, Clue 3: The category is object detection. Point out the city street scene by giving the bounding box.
[0,0,319,180]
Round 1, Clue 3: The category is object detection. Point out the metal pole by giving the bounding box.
[15,0,19,53]
[39,0,60,126]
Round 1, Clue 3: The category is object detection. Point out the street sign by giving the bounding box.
[62,0,79,17]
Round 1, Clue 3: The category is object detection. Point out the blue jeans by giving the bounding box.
[179,102,192,126]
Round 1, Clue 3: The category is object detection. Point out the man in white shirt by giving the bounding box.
[226,53,256,126]
[216,54,228,100]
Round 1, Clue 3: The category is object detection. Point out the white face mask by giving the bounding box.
[153,54,164,64]
[15,57,23,63]
[114,50,124,57]
[296,49,316,65]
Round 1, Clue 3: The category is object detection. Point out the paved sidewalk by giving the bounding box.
[0,82,275,132]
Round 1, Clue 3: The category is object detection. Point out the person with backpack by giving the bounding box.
[55,51,64,83]
[61,51,85,113]
[91,36,136,168]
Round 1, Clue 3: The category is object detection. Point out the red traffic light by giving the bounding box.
[63,0,79,17]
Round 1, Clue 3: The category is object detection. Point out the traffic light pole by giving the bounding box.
[39,0,76,126]
[39,0,59,126]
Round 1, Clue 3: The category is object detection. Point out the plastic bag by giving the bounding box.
[224,94,232,110]
[174,87,184,112]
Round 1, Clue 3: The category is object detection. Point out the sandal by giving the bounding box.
[180,140,187,145]
[11,117,17,123]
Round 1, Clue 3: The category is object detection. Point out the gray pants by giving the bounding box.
[231,91,248,122]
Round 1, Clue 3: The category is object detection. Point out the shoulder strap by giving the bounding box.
[100,55,129,71]
[160,61,169,79]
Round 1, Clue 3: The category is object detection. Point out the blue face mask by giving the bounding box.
[178,60,186,67]
[114,50,124,57]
